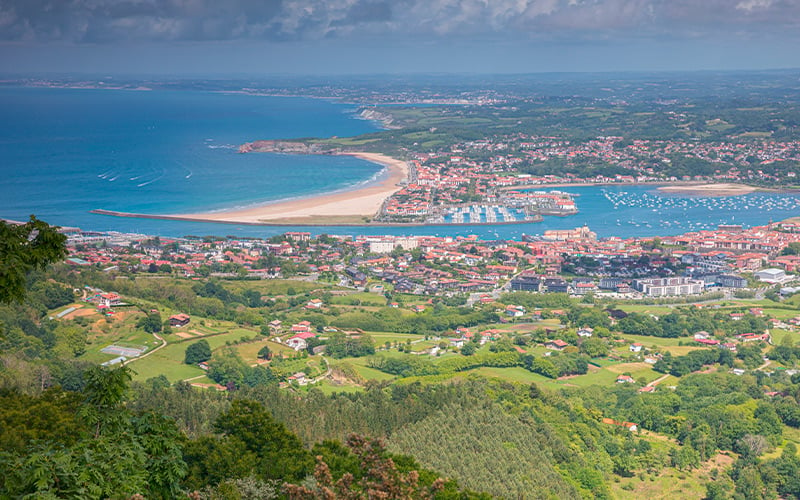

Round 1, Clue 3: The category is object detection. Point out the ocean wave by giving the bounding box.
[206,144,237,149]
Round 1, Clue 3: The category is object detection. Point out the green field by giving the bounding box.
[128,343,205,382]
[221,279,332,296]
[329,292,388,306]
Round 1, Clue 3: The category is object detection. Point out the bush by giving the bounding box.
[184,340,212,365]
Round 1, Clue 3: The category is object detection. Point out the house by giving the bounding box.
[287,372,309,385]
[577,327,594,338]
[638,386,655,393]
[291,321,312,333]
[101,292,122,307]
[601,417,638,432]
[449,338,466,348]
[286,331,315,351]
[629,343,643,352]
[505,304,526,317]
[412,305,426,313]
[306,299,324,309]
[736,332,770,343]
[545,339,568,350]
[268,319,282,331]
[616,375,635,384]
[169,313,191,327]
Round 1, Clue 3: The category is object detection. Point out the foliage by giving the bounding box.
[325,332,375,359]
[207,349,278,389]
[0,216,67,304]
[653,348,733,377]
[185,339,212,365]
[137,311,163,333]
[184,399,314,489]
[283,435,451,499]
[0,366,187,499]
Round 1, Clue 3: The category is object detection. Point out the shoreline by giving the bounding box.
[152,152,408,225]
[505,181,797,197]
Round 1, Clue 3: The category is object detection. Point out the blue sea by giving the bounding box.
[1,86,799,240]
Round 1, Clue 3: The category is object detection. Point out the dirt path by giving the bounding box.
[647,373,671,387]
[310,357,331,384]
[123,331,167,365]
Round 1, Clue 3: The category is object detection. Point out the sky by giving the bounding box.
[0,0,799,75]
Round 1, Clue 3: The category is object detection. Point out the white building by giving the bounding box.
[755,268,787,283]
[632,277,704,297]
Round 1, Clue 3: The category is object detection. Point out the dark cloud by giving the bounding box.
[0,0,798,44]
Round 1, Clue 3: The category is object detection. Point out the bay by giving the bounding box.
[1,86,798,240]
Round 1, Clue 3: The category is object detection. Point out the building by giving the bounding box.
[286,331,315,351]
[284,232,311,242]
[755,268,787,283]
[632,277,704,297]
[505,305,526,317]
[544,278,569,293]
[510,274,541,292]
[306,299,324,309]
[367,237,419,254]
[599,277,631,291]
[545,339,568,350]
[717,274,748,288]
[543,225,597,242]
[601,417,638,432]
[169,313,190,327]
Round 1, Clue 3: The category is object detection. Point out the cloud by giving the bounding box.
[0,0,798,44]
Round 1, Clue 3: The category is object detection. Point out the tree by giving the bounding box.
[137,311,163,333]
[258,344,272,360]
[283,434,445,499]
[212,399,314,482]
[0,216,67,303]
[185,340,212,365]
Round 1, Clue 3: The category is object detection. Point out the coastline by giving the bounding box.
[173,152,408,224]
[505,181,794,197]
[656,183,760,196]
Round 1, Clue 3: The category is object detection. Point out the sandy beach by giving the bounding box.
[656,183,757,196]
[178,152,408,224]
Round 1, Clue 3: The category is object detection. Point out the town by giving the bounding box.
[65,221,800,300]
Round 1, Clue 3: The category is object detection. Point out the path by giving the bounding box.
[310,356,331,384]
[123,331,167,365]
[647,373,671,387]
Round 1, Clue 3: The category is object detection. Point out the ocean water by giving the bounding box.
[0,86,381,224]
[1,86,799,241]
